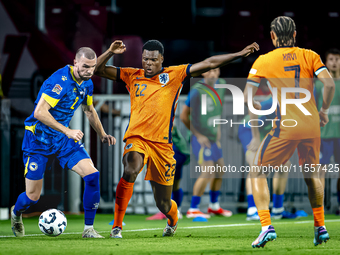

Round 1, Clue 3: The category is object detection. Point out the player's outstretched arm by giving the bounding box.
[189,42,259,77]
[34,97,84,141]
[82,104,116,146]
[317,69,335,127]
[94,40,126,81]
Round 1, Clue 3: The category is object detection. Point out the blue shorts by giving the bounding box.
[22,130,90,180]
[238,125,252,154]
[173,144,189,180]
[320,138,340,164]
[191,135,223,164]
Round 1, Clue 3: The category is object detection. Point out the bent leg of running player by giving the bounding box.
[298,138,329,245]
[110,151,144,238]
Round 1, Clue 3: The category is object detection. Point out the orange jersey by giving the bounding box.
[247,47,327,140]
[118,64,191,143]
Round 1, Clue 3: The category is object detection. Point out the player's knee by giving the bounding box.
[123,167,139,182]
[26,191,41,202]
[124,151,143,166]
[83,171,100,187]
[304,177,320,187]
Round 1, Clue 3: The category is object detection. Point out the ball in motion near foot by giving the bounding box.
[38,209,67,237]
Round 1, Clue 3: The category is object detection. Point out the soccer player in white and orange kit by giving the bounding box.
[244,16,335,248]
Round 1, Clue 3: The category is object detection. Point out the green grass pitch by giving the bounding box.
[1,214,340,254]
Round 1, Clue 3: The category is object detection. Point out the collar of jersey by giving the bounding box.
[144,67,164,79]
[69,65,84,86]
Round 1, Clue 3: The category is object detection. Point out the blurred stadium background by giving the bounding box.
[1,0,340,218]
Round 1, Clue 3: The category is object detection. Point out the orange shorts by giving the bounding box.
[254,134,320,166]
[123,136,176,186]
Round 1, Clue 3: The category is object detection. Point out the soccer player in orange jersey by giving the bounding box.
[244,16,335,248]
[95,39,259,238]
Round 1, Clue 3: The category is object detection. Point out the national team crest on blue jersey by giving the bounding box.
[52,84,63,95]
[159,73,169,86]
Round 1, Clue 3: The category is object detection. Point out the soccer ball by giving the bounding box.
[38,209,67,237]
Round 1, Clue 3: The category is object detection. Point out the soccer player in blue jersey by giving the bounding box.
[10,47,116,238]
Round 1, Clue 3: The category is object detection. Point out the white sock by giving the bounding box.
[84,225,93,231]
[247,206,257,216]
[272,207,284,214]
[262,225,270,232]
[209,202,220,210]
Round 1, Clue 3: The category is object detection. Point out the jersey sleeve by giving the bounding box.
[117,67,139,89]
[172,64,192,82]
[40,77,68,108]
[309,50,327,76]
[247,55,266,87]
[82,81,94,106]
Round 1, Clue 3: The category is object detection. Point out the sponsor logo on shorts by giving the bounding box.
[126,143,133,149]
[52,84,63,95]
[29,162,38,171]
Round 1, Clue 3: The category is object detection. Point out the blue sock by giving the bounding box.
[190,196,201,209]
[209,190,220,203]
[172,188,183,208]
[337,191,340,204]
[247,194,256,208]
[13,192,38,216]
[83,172,100,226]
[273,194,284,209]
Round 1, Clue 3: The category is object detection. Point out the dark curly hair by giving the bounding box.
[142,40,164,56]
[270,16,296,47]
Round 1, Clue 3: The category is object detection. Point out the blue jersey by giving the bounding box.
[24,65,93,146]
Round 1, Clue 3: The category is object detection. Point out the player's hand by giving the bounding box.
[197,134,211,149]
[241,42,260,57]
[109,40,126,54]
[101,134,116,146]
[319,111,329,127]
[66,129,84,141]
[253,100,261,110]
[247,137,261,152]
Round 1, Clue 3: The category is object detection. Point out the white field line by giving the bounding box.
[1,219,340,238]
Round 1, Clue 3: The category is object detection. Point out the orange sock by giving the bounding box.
[312,206,325,227]
[258,209,271,227]
[165,200,178,227]
[113,178,134,229]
